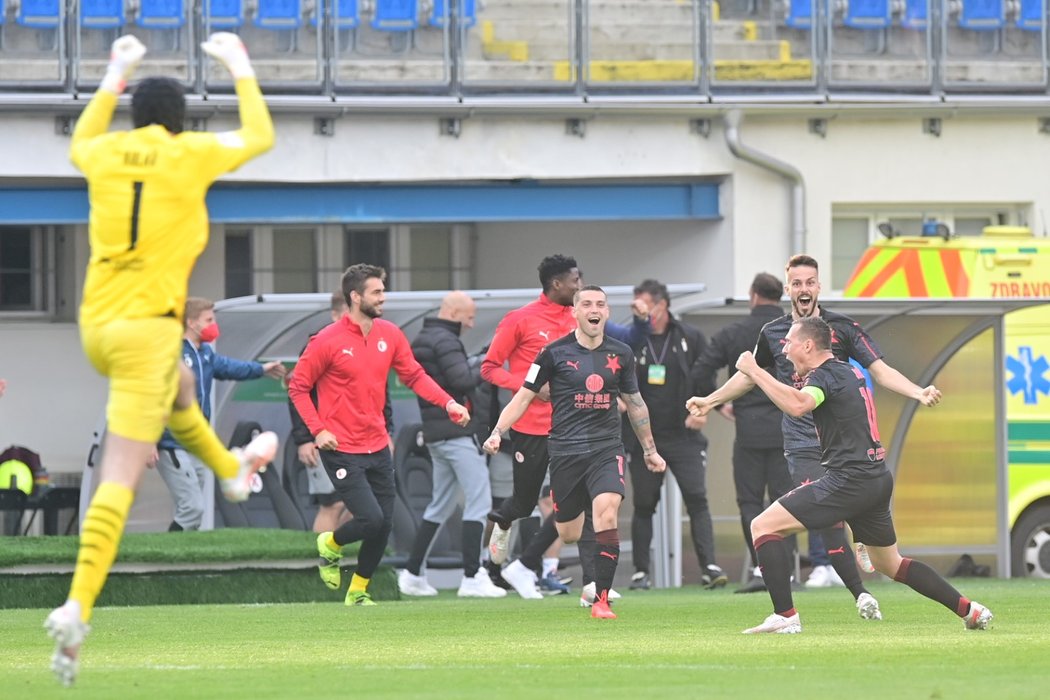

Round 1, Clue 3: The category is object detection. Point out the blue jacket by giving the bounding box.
[158,339,264,450]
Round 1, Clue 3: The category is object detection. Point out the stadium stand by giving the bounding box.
[205,0,244,30]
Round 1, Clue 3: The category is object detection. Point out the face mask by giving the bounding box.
[198,322,220,343]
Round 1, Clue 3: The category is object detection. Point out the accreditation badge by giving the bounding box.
[647,364,666,385]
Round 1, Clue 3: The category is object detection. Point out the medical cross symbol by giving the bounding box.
[1006,346,1050,405]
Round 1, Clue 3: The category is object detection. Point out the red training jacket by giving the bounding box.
[480,294,575,436]
[289,315,453,454]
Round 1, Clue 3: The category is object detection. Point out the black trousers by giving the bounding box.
[733,442,793,565]
[321,448,396,579]
[629,434,715,574]
[490,430,549,528]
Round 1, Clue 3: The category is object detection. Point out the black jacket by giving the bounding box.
[411,316,479,443]
[625,315,709,448]
[693,303,785,448]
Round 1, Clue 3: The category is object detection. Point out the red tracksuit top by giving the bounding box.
[481,294,575,436]
[289,315,453,454]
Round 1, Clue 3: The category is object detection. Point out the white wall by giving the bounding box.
[4,107,1049,472]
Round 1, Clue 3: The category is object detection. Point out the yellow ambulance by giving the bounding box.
[844,225,1050,578]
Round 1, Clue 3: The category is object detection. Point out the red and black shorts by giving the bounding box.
[778,467,897,547]
[548,444,627,523]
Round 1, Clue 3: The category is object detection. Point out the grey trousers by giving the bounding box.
[155,447,215,531]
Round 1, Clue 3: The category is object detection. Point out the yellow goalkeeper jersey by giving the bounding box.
[71,79,274,326]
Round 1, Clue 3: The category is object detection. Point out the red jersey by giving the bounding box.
[289,315,453,454]
[481,294,575,435]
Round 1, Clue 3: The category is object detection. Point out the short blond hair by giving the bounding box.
[184,297,214,327]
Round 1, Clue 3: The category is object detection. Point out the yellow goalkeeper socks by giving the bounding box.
[167,403,238,480]
[349,574,370,594]
[69,482,134,623]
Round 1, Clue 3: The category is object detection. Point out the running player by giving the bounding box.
[484,285,666,619]
[713,316,992,634]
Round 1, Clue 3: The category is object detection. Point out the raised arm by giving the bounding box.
[685,369,756,418]
[734,352,815,418]
[867,358,941,407]
[70,35,147,168]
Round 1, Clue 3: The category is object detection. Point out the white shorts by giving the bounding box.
[305,464,336,495]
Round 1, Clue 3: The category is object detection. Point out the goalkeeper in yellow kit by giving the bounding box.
[44,33,279,687]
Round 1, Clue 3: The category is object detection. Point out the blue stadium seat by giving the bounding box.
[205,0,244,29]
[430,0,476,29]
[137,0,186,29]
[372,0,419,32]
[1016,0,1042,30]
[255,0,302,30]
[80,0,125,30]
[311,0,359,52]
[957,0,1006,30]
[16,0,61,28]
[843,0,893,28]
[900,0,927,29]
[313,0,359,28]
[785,0,812,29]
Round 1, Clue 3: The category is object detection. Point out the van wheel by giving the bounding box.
[1011,504,1050,578]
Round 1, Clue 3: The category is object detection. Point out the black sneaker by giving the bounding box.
[734,576,767,594]
[629,571,651,590]
[486,560,513,590]
[701,565,728,589]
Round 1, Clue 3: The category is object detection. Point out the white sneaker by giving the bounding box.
[458,569,508,598]
[398,569,438,597]
[502,559,543,600]
[826,564,845,587]
[743,612,802,634]
[856,592,883,620]
[855,543,875,573]
[579,582,621,607]
[805,565,836,588]
[221,431,278,502]
[44,601,89,687]
[963,601,993,630]
[488,523,511,565]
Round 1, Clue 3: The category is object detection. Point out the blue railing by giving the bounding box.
[0,0,1046,100]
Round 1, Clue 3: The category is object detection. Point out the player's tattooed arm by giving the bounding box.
[623,392,654,452]
[624,391,667,473]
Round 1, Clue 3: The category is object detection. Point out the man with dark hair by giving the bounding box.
[720,315,991,634]
[289,264,471,606]
[626,278,725,591]
[693,272,791,593]
[45,33,277,687]
[485,285,666,619]
[688,254,943,621]
[155,297,286,532]
[480,255,648,600]
[288,292,355,533]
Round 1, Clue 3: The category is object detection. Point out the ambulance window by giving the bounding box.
[954,217,993,236]
[831,218,870,290]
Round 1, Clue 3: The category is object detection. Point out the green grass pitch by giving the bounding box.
[2,579,1048,699]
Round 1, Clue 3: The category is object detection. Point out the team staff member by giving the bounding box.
[687,254,941,621]
[485,285,666,619]
[721,317,991,634]
[289,264,471,606]
[692,272,792,593]
[155,297,286,532]
[625,278,725,591]
[45,33,278,687]
[288,292,358,533]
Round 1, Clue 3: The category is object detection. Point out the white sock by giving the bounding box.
[542,557,559,577]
